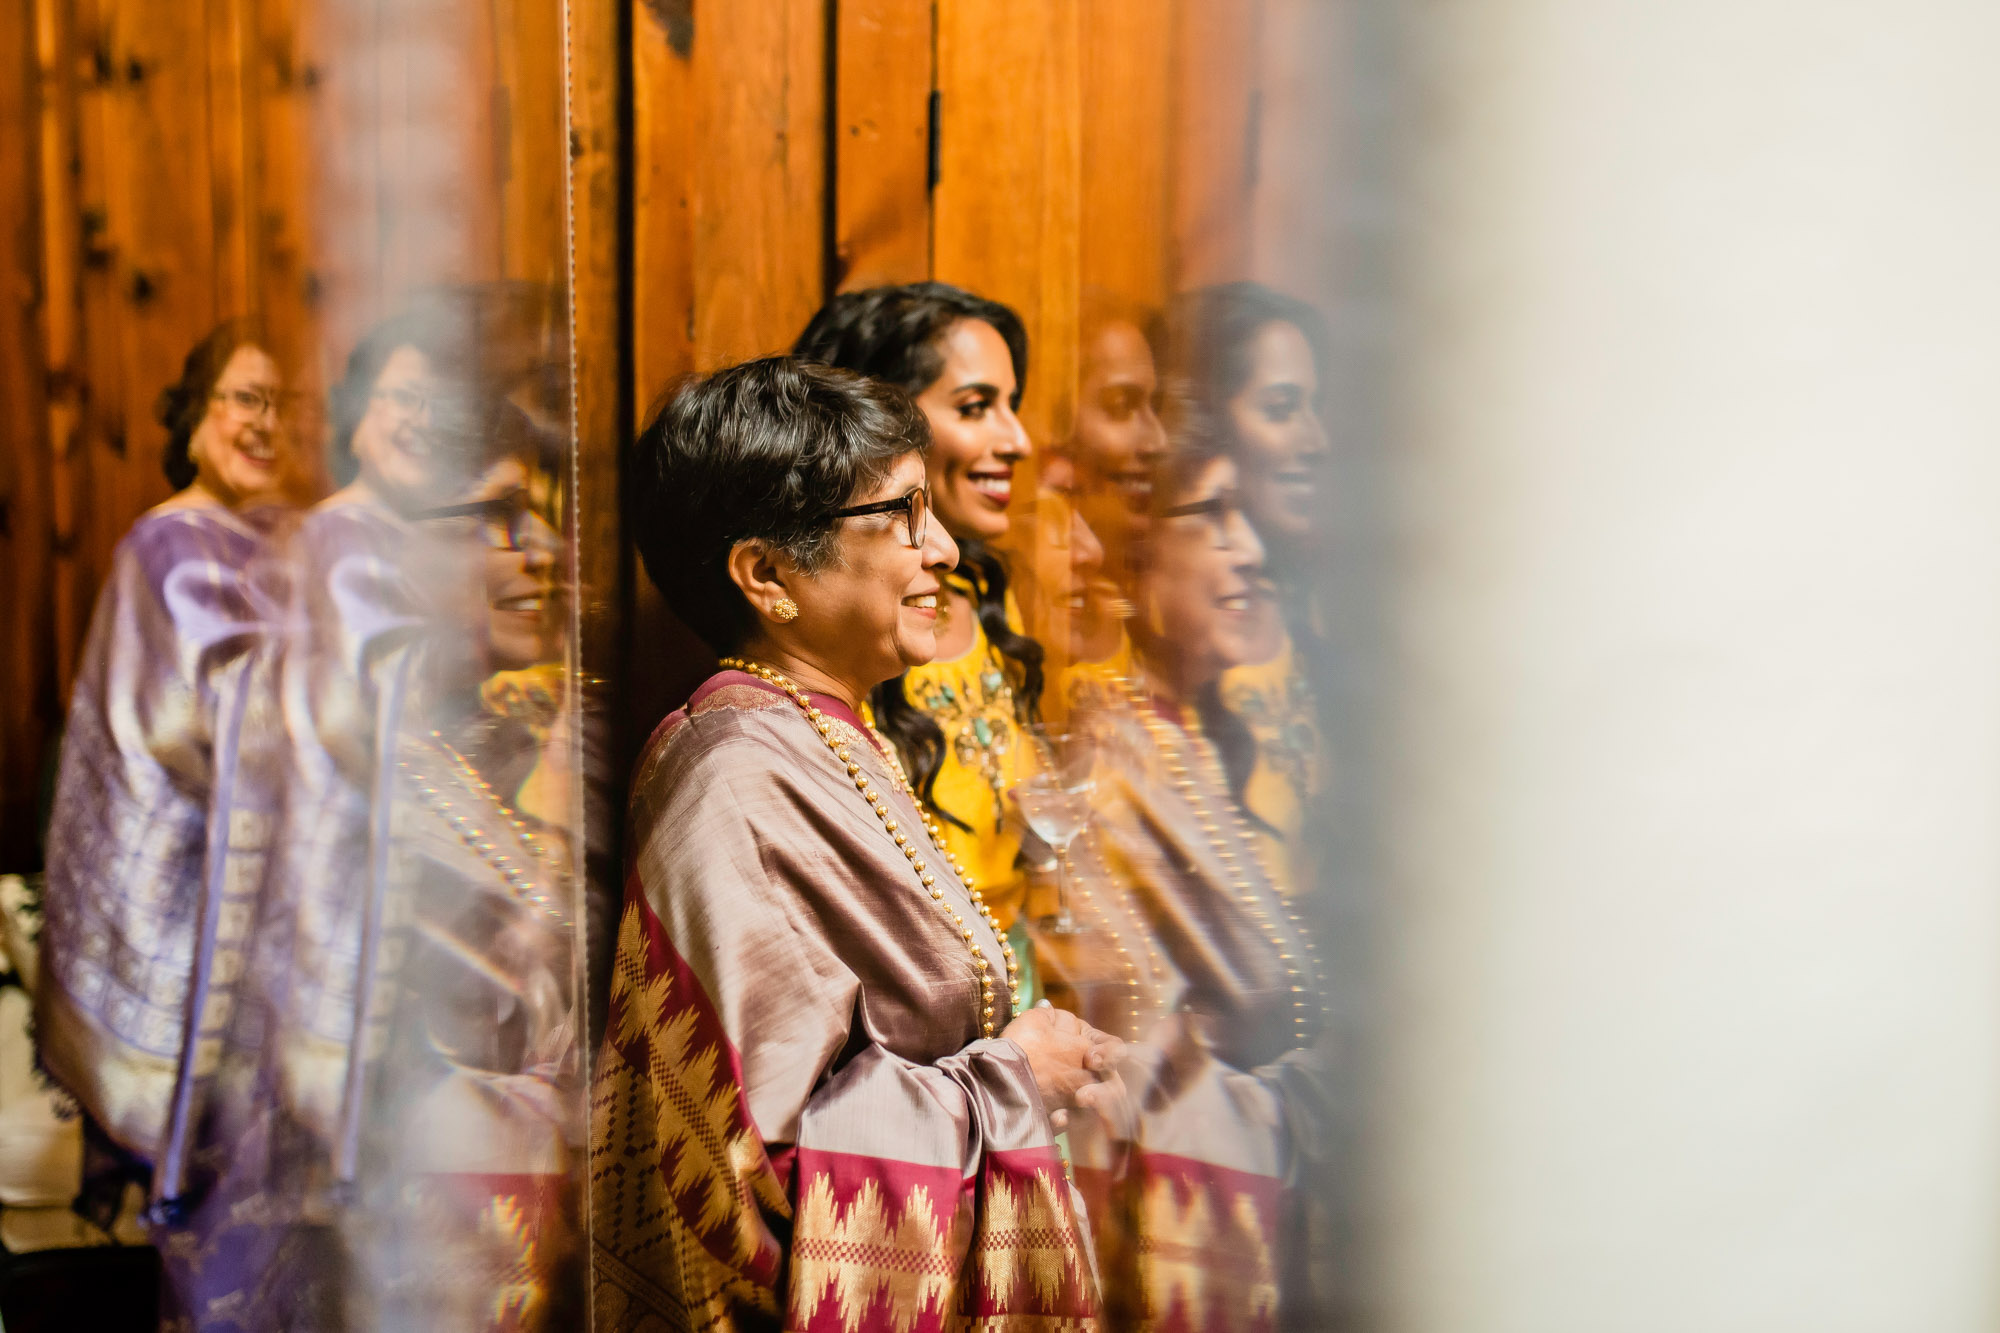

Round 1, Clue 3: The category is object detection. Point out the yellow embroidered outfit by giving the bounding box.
[890,578,1037,932]
[1056,633,1137,726]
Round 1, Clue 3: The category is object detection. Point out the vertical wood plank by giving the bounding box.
[635,4,833,377]
[1167,0,1263,287]
[492,0,567,289]
[1080,0,1171,312]
[250,0,329,487]
[570,0,630,683]
[1248,0,1343,306]
[688,0,827,367]
[629,0,691,409]
[832,0,931,291]
[629,0,833,732]
[207,0,256,320]
[934,0,1082,456]
[2,0,56,865]
[35,0,89,699]
[623,0,693,741]
[75,0,222,668]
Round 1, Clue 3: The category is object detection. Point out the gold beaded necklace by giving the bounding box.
[397,729,567,923]
[717,658,1018,1036]
[1057,826,1174,1039]
[1117,677,1326,1046]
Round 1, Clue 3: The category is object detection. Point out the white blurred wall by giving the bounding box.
[1383,3,2000,1329]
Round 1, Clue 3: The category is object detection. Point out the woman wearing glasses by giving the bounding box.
[356,401,585,1331]
[1026,429,1336,1332]
[594,356,1121,1330]
[793,283,1051,999]
[38,319,299,1272]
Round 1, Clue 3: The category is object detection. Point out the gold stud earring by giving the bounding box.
[772,597,799,623]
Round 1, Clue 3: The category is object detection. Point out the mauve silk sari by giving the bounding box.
[591,671,1098,1332]
[1034,691,1334,1333]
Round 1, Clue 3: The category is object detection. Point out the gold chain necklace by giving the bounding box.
[718,658,1018,1036]
[1117,678,1325,1046]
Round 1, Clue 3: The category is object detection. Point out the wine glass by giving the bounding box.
[1017,726,1096,935]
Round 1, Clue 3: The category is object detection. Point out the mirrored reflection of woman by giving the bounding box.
[1045,291,1169,688]
[793,284,1049,999]
[592,357,1120,1331]
[37,320,297,1239]
[1164,283,1334,899]
[360,405,579,1332]
[264,303,502,1183]
[1032,433,1334,1332]
[155,300,574,1332]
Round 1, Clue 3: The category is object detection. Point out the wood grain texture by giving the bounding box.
[207,0,256,320]
[33,0,87,701]
[495,0,569,290]
[572,0,630,679]
[687,0,826,367]
[77,0,223,635]
[628,0,835,734]
[934,0,1081,462]
[833,0,932,291]
[249,0,326,476]
[1080,0,1171,314]
[1248,0,1342,306]
[2,0,55,867]
[1168,0,1263,287]
[629,0,692,410]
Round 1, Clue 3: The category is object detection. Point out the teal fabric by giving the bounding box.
[1008,918,1040,1014]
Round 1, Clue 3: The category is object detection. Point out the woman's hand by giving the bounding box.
[999,1003,1126,1132]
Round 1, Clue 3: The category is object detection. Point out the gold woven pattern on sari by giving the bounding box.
[973,1165,1091,1315]
[1136,1170,1277,1332]
[790,1174,962,1332]
[595,671,1100,1332]
[592,902,788,1330]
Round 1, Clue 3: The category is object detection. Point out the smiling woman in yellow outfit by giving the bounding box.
[795,284,1048,1002]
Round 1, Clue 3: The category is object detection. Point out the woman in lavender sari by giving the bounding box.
[156,302,558,1332]
[592,357,1125,1332]
[37,319,297,1236]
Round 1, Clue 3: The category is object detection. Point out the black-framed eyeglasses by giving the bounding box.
[414,489,554,553]
[827,484,930,550]
[1161,491,1250,546]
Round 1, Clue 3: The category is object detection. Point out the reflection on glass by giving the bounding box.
[1016,726,1096,935]
[39,319,299,1240]
[17,2,1351,1326]
[590,276,1343,1329]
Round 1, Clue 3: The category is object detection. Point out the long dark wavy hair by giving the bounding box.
[794,282,1045,828]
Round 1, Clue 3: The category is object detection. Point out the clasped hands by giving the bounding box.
[1000,1002,1132,1136]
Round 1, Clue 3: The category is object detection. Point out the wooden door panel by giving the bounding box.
[833,0,932,292]
[934,0,1081,458]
